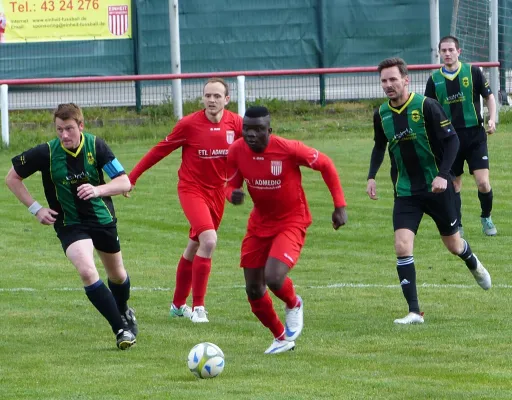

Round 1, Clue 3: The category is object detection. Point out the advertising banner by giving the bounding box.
[0,1,131,43]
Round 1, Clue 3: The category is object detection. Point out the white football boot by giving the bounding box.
[190,306,209,323]
[470,255,492,290]
[393,312,424,325]
[264,339,296,354]
[284,295,304,341]
[170,304,193,319]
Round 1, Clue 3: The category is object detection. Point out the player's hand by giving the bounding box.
[486,119,496,134]
[332,206,347,230]
[366,179,378,200]
[431,176,447,193]
[77,183,100,200]
[36,208,58,225]
[231,189,245,205]
[123,185,135,198]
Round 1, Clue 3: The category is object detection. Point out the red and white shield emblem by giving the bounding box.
[226,130,235,144]
[271,161,282,176]
[108,5,129,36]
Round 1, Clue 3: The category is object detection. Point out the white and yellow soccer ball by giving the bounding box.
[187,342,225,379]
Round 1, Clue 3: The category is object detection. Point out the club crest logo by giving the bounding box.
[411,109,420,122]
[87,152,95,165]
[108,5,129,36]
[462,77,469,88]
[226,130,235,144]
[271,160,282,176]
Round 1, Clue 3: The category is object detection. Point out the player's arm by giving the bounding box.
[424,76,437,99]
[294,141,347,229]
[6,144,58,224]
[128,120,188,186]
[366,109,387,200]
[424,98,460,193]
[225,148,245,205]
[472,65,496,134]
[77,138,131,201]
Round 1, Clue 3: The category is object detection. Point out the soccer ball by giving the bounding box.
[187,342,225,379]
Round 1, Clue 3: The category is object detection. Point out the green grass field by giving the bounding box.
[1,107,511,399]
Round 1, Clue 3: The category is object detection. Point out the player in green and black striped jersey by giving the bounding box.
[366,58,491,325]
[425,35,497,236]
[6,103,137,350]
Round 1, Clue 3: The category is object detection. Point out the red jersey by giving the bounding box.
[129,109,243,190]
[226,135,346,236]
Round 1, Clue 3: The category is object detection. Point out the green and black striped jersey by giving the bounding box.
[12,132,125,227]
[371,93,457,197]
[425,62,492,129]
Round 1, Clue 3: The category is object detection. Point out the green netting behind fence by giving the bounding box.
[1,0,455,80]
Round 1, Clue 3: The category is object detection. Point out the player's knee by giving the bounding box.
[394,240,412,257]
[453,178,462,192]
[477,181,491,193]
[265,272,285,292]
[107,269,127,283]
[446,241,462,255]
[198,231,217,253]
[199,239,217,254]
[79,267,100,285]
[245,283,265,299]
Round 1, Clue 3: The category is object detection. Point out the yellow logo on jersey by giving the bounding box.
[411,110,421,122]
[462,77,469,87]
[87,152,95,165]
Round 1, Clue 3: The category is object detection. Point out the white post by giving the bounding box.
[430,0,440,64]
[169,0,183,120]
[237,75,246,117]
[489,0,500,122]
[1,84,9,147]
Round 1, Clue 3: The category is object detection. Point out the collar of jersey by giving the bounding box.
[388,92,415,114]
[440,62,462,80]
[60,132,85,157]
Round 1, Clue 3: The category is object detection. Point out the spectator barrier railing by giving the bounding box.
[0,62,501,146]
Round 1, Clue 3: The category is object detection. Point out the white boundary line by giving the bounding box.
[1,283,511,292]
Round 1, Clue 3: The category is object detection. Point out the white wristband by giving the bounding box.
[28,201,43,216]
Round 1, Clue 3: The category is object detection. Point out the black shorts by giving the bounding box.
[55,223,121,254]
[393,183,459,236]
[452,126,489,176]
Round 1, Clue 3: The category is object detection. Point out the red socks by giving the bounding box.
[172,256,193,307]
[249,291,285,339]
[270,276,298,309]
[191,255,212,308]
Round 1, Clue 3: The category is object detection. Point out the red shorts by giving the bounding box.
[240,226,307,269]
[178,184,225,241]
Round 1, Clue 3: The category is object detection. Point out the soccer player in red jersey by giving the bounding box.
[127,78,243,323]
[226,106,348,353]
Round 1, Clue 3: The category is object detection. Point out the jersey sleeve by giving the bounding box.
[471,65,492,98]
[225,143,244,202]
[424,76,437,99]
[95,137,126,179]
[294,141,347,207]
[129,119,188,185]
[368,108,388,180]
[11,143,50,179]
[372,108,388,149]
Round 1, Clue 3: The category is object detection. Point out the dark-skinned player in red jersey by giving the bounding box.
[226,106,348,354]
[127,78,243,323]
